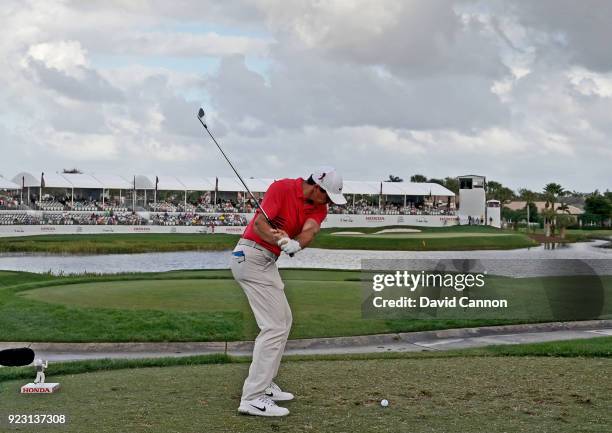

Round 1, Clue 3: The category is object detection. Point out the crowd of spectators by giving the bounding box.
[150,212,247,226]
[194,200,256,214]
[328,203,456,216]
[2,193,458,227]
[0,213,38,225]
[149,202,177,213]
[0,194,23,210]
[99,202,129,212]
[0,211,247,226]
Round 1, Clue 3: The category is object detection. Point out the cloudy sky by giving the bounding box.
[0,0,610,192]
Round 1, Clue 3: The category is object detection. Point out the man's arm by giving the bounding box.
[252,213,287,244]
[295,218,321,249]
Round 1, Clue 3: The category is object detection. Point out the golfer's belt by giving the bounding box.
[237,239,278,261]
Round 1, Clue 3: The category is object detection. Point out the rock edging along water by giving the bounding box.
[2,320,609,356]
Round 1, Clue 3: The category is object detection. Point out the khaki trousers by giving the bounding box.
[230,242,292,401]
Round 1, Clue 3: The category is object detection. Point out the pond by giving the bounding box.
[0,240,609,276]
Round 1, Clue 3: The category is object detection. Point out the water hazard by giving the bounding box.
[0,240,609,276]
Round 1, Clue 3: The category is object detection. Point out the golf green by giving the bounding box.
[7,269,611,342]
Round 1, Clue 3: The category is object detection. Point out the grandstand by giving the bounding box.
[1,171,457,230]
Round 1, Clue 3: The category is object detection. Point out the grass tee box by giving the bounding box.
[1,355,610,433]
[0,225,538,254]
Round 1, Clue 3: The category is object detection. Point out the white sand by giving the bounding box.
[374,228,421,234]
[330,231,365,235]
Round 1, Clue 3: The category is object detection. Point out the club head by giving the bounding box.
[197,107,208,128]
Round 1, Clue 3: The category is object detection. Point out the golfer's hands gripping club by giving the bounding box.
[277,237,302,255]
[271,229,289,243]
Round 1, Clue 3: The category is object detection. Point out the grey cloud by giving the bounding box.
[47,104,109,134]
[28,60,124,103]
[1,0,611,192]
[511,0,612,72]
[308,1,506,78]
[66,0,265,29]
[208,54,509,132]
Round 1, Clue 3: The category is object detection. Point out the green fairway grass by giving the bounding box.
[2,270,610,342]
[0,225,537,253]
[0,233,240,254]
[1,356,609,433]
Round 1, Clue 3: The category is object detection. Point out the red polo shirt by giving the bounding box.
[242,178,327,256]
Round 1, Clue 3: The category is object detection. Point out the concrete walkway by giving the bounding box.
[2,320,610,363]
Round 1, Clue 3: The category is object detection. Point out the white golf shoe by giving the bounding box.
[265,382,295,402]
[238,395,290,417]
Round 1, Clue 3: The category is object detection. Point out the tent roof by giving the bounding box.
[154,175,186,191]
[135,175,186,191]
[12,172,43,188]
[384,182,454,196]
[244,178,272,193]
[0,176,20,190]
[178,176,215,191]
[60,173,103,189]
[91,174,132,190]
[6,172,455,196]
[41,173,73,188]
[343,181,380,195]
[208,177,245,192]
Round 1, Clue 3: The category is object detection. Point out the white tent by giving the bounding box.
[178,176,216,191]
[60,173,103,189]
[89,174,133,206]
[244,178,272,193]
[380,182,454,196]
[92,174,133,190]
[12,172,39,188]
[213,177,245,192]
[38,173,73,189]
[12,172,72,188]
[343,181,381,195]
[0,176,20,190]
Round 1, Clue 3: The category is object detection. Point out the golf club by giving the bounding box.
[196,108,294,255]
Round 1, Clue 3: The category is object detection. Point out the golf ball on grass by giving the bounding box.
[380,399,389,407]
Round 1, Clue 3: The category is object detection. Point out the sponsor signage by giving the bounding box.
[21,383,61,394]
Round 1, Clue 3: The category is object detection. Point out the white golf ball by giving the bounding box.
[380,399,389,407]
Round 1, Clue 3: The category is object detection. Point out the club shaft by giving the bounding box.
[197,116,274,227]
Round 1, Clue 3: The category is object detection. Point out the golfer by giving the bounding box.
[232,167,346,417]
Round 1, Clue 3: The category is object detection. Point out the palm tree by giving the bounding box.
[557,202,571,239]
[386,175,403,182]
[520,189,537,233]
[410,174,427,183]
[543,183,565,237]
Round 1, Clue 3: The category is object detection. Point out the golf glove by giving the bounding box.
[278,237,302,254]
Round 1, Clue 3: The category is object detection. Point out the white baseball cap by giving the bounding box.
[311,166,347,205]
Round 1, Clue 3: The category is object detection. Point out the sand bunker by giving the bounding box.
[330,231,366,235]
[374,228,422,234]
